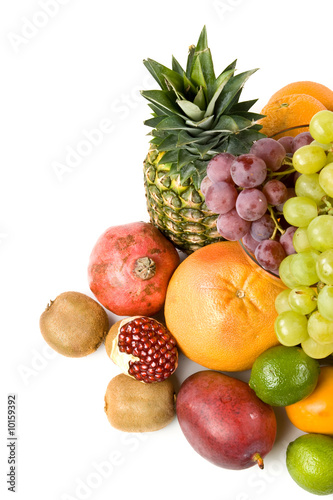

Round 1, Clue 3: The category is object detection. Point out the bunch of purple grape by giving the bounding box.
[201,133,313,275]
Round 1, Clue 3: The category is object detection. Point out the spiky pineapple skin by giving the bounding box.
[143,150,224,253]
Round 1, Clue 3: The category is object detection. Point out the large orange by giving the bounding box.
[258,94,326,139]
[164,242,285,372]
[267,81,333,111]
[285,365,333,435]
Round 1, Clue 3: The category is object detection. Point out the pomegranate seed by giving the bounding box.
[117,317,178,383]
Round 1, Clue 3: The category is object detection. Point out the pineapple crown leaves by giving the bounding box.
[141,26,266,189]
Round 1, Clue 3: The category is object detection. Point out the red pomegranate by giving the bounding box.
[105,316,179,383]
[88,222,180,316]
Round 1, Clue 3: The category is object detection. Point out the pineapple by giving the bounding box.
[142,26,265,253]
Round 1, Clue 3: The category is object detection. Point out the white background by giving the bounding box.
[1,1,332,499]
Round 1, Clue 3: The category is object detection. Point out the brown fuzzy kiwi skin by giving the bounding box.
[104,374,176,432]
[39,291,109,357]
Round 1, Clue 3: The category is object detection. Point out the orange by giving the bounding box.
[258,94,326,139]
[285,365,333,435]
[164,241,285,372]
[267,81,333,111]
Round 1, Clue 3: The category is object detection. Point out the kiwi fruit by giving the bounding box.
[39,291,109,357]
[104,374,176,432]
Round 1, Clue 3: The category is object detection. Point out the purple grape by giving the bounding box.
[255,239,286,272]
[292,132,313,153]
[242,232,259,254]
[206,153,235,183]
[278,136,293,154]
[262,180,288,206]
[216,208,251,241]
[280,226,297,255]
[235,188,268,221]
[200,175,213,196]
[250,214,275,241]
[275,187,296,212]
[205,181,238,214]
[250,138,286,171]
[230,154,267,188]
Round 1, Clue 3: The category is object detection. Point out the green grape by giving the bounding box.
[316,249,333,285]
[307,215,333,252]
[274,310,308,346]
[295,174,326,205]
[275,289,292,313]
[293,145,327,174]
[307,310,333,344]
[288,286,317,315]
[302,336,333,359]
[309,110,333,144]
[290,250,320,286]
[317,285,333,321]
[279,255,302,288]
[311,140,332,151]
[319,162,333,197]
[283,196,318,227]
[292,227,312,253]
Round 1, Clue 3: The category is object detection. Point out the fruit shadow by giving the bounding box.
[271,406,294,446]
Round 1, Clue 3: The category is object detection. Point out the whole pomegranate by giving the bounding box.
[88,222,180,316]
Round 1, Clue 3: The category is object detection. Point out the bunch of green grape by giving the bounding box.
[275,110,333,359]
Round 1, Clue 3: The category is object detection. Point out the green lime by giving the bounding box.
[248,345,320,406]
[286,434,333,495]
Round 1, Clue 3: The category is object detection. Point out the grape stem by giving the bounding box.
[268,205,285,239]
[319,197,333,215]
[270,168,295,177]
[268,157,295,180]
[270,125,310,137]
[282,157,294,166]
